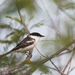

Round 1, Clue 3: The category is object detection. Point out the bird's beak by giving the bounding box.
[41,35,45,37]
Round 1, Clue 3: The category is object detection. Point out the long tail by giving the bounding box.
[0,50,13,58]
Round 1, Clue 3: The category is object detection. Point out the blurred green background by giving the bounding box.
[0,0,75,75]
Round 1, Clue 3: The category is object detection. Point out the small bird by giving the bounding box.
[0,32,44,57]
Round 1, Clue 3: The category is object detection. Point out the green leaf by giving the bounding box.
[6,32,16,38]
[54,0,67,4]
[29,16,34,21]
[0,24,12,29]
[10,29,26,43]
[6,16,22,24]
[30,20,44,29]
[0,40,12,44]
[16,0,37,15]
[0,56,9,67]
[38,65,49,74]
[63,2,75,9]
[0,0,37,17]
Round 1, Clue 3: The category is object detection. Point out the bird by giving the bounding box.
[0,32,44,57]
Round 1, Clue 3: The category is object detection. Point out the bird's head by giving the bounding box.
[30,32,44,37]
[29,32,44,41]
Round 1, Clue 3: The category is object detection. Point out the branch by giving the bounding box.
[16,0,30,35]
[50,60,65,75]
[0,0,30,58]
[35,47,65,74]
[42,40,75,64]
[0,1,33,74]
[2,49,33,75]
[69,66,75,74]
[54,1,75,21]
[67,51,74,75]
[57,48,74,57]
[25,40,75,74]
[39,40,57,42]
[62,50,74,73]
[35,46,46,58]
[9,66,29,75]
[41,0,65,42]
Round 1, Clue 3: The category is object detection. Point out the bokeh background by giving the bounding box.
[0,0,75,75]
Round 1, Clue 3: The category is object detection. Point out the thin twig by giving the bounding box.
[1,1,33,74]
[3,61,25,75]
[46,66,58,71]
[46,65,66,74]
[35,46,46,58]
[35,46,65,75]
[41,0,65,42]
[27,39,75,74]
[3,49,33,75]
[57,4,75,21]
[67,51,74,75]
[10,66,29,75]
[16,0,30,35]
[57,48,74,57]
[53,1,75,21]
[69,66,75,74]
[62,51,74,73]
[50,60,65,75]
[39,40,57,42]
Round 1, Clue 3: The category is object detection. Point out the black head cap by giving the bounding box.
[30,32,45,37]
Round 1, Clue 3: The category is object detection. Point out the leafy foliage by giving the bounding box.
[62,2,75,9]
[6,16,22,24]
[30,20,44,29]
[0,0,38,19]
[0,24,12,29]
[16,0,37,15]
[0,16,28,44]
[0,40,12,44]
[53,0,67,4]
[1,0,75,75]
[38,64,49,74]
[0,14,42,74]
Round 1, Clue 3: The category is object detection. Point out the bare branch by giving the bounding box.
[39,40,57,42]
[62,51,74,73]
[57,5,75,21]
[24,40,75,74]
[46,66,58,71]
[66,52,74,75]
[41,0,65,42]
[2,49,33,75]
[69,66,75,74]
[16,0,30,35]
[9,66,29,75]
[35,46,46,58]
[0,2,33,72]
[35,46,65,75]
[57,48,74,57]
[3,61,25,75]
[50,60,65,75]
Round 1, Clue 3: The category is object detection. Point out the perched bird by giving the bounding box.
[0,32,44,57]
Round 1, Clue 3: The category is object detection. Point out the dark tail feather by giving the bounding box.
[0,50,13,58]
